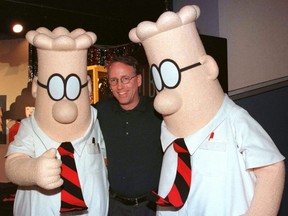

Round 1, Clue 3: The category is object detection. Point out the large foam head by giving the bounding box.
[26,27,97,141]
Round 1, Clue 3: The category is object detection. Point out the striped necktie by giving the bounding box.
[58,142,88,213]
[150,138,191,209]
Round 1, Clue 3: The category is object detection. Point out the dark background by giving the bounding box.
[0,0,171,45]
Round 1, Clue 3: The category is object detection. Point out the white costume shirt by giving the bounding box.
[157,95,285,216]
[6,108,109,216]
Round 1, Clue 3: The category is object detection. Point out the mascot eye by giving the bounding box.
[160,60,180,89]
[48,75,65,101]
[151,65,163,91]
[66,75,81,100]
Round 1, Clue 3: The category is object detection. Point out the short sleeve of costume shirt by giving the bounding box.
[6,118,36,157]
[230,107,285,169]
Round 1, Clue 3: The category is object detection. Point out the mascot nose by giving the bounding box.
[154,90,182,115]
[52,100,78,124]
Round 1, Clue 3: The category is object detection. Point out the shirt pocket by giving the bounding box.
[83,143,105,174]
[193,140,227,176]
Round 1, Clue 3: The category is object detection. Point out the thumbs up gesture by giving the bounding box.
[34,148,63,190]
[5,148,63,190]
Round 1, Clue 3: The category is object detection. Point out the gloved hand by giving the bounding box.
[5,148,64,190]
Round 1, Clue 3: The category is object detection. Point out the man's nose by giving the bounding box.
[116,80,124,89]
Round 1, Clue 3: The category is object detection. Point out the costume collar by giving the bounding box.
[31,108,96,157]
[161,94,232,155]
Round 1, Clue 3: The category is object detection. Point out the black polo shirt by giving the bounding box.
[94,96,163,197]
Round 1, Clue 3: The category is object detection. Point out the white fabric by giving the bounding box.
[6,107,109,216]
[157,95,285,216]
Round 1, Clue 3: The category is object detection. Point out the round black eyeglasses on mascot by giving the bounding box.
[37,73,88,101]
[151,59,201,92]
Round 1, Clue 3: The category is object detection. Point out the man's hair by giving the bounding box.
[108,56,139,74]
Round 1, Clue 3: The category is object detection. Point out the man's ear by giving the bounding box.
[199,55,219,80]
[87,75,92,96]
[31,77,38,98]
[136,74,142,87]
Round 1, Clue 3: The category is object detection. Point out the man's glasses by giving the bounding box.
[108,75,137,86]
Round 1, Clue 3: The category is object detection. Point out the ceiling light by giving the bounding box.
[12,24,23,33]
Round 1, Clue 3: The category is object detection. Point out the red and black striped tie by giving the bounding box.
[150,138,191,209]
[58,142,88,213]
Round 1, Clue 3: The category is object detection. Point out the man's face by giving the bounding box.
[108,62,142,110]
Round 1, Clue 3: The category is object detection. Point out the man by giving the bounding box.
[94,56,163,216]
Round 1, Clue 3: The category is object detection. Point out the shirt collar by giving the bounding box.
[161,94,231,155]
[31,108,96,156]
[30,113,58,149]
[112,95,146,113]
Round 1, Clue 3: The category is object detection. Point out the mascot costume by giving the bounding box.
[5,27,109,215]
[129,5,285,216]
